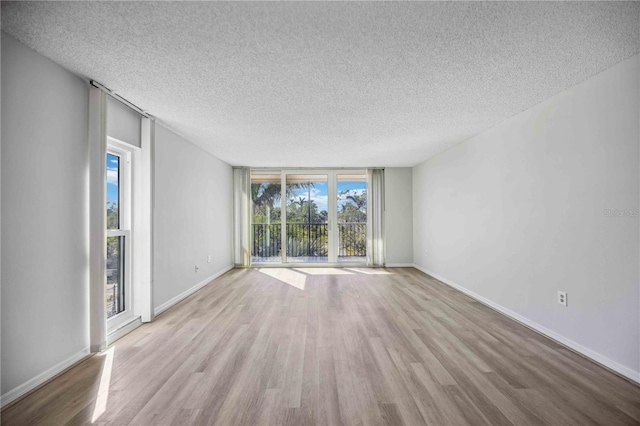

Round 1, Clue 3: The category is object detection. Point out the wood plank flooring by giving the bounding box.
[3,267,640,425]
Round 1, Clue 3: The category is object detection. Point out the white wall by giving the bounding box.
[1,33,90,396]
[0,34,234,403]
[413,54,640,380]
[153,124,233,313]
[385,168,413,265]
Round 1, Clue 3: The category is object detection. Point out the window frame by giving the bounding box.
[249,168,369,266]
[106,138,134,332]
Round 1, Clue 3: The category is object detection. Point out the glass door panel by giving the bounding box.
[337,174,367,263]
[249,170,368,265]
[285,174,329,263]
[251,174,282,263]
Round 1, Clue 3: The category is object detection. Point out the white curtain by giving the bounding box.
[367,168,385,266]
[233,167,251,266]
[89,86,108,352]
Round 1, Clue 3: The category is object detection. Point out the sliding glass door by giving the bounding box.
[285,173,329,263]
[250,170,368,265]
[337,174,367,263]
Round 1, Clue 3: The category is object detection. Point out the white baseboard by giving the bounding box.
[1,347,91,409]
[154,265,234,317]
[411,263,640,385]
[386,263,414,267]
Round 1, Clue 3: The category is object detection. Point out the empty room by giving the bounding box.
[1,1,639,425]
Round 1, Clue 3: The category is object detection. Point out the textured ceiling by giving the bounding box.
[2,2,639,167]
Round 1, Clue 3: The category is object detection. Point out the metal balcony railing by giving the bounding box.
[251,222,366,259]
[338,222,367,257]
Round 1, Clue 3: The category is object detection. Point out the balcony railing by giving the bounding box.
[252,223,282,258]
[338,222,366,257]
[251,222,366,260]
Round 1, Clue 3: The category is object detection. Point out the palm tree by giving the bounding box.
[251,181,313,258]
[251,182,311,210]
[343,191,367,211]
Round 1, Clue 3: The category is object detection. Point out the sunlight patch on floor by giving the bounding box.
[258,268,306,290]
[293,267,354,275]
[257,267,394,288]
[92,346,115,423]
[345,267,394,275]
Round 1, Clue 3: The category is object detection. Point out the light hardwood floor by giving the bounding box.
[3,267,640,425]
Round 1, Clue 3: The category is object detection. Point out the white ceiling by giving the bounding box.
[2,2,639,167]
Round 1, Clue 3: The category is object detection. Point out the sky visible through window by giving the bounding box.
[107,153,119,208]
[288,180,366,212]
[337,181,366,210]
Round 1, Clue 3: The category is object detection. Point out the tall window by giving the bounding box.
[249,170,368,265]
[285,174,329,263]
[106,153,123,317]
[106,144,132,325]
[337,175,367,262]
[251,174,282,263]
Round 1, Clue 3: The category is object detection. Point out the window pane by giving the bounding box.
[337,175,367,262]
[106,236,125,318]
[286,175,328,263]
[106,153,120,230]
[251,175,282,263]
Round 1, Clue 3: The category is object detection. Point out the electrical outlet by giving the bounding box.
[195,265,199,273]
[558,291,567,307]
[207,255,211,263]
